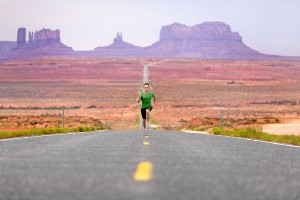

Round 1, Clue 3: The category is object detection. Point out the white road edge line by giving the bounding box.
[0,130,106,142]
[181,129,300,149]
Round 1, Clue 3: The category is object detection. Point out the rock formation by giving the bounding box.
[93,32,142,57]
[15,28,63,49]
[93,22,267,59]
[28,31,33,44]
[144,22,264,58]
[2,28,73,60]
[95,32,140,50]
[1,22,287,60]
[32,28,61,47]
[159,22,242,41]
[114,32,123,44]
[17,28,26,48]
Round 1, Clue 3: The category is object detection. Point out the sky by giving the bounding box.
[1,0,300,56]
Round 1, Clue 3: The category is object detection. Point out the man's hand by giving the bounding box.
[137,90,141,104]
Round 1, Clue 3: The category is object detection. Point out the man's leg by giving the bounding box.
[146,109,151,130]
[146,109,150,123]
[141,108,146,130]
[143,119,146,129]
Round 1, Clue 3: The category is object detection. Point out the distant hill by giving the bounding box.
[0,22,298,60]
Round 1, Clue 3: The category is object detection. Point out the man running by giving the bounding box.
[137,82,156,135]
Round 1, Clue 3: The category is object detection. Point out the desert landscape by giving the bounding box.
[1,57,300,134]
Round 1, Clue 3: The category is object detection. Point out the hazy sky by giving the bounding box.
[1,0,299,56]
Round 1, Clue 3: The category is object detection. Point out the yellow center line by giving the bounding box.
[133,161,153,181]
[143,141,150,146]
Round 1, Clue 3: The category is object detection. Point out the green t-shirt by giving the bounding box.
[140,91,155,109]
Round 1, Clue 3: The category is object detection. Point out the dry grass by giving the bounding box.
[211,126,300,146]
[0,126,105,140]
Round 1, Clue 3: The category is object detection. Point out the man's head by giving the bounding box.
[144,83,149,91]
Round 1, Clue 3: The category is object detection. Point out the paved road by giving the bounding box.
[1,130,300,200]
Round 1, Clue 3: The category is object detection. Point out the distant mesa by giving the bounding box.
[159,22,242,41]
[15,28,71,50]
[1,27,73,59]
[0,22,292,60]
[144,22,264,58]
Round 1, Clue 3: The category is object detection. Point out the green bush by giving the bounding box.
[78,126,85,132]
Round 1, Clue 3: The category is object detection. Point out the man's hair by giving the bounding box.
[144,82,149,86]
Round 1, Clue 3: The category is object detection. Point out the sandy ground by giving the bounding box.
[263,120,300,135]
[1,58,300,133]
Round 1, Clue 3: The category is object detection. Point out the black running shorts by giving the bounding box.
[141,106,153,119]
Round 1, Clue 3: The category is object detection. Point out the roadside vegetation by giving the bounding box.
[211,125,300,146]
[0,126,105,140]
[184,117,300,146]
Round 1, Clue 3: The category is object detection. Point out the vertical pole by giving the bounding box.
[62,106,64,128]
[220,108,223,129]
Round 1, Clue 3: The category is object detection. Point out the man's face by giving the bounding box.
[144,85,149,91]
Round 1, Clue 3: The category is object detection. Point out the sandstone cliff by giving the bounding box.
[144,22,264,59]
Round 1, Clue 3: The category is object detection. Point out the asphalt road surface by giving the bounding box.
[1,130,300,200]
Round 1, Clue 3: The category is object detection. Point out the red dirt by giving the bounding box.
[1,57,300,132]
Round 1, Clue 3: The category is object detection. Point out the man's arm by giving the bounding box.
[153,96,156,106]
[137,94,141,104]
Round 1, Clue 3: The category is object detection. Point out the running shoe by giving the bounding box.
[146,122,151,130]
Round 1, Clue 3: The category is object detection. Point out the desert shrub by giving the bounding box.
[69,105,81,109]
[30,120,39,125]
[93,122,101,126]
[87,105,97,109]
[78,126,85,132]
[223,121,232,127]
[264,117,271,123]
